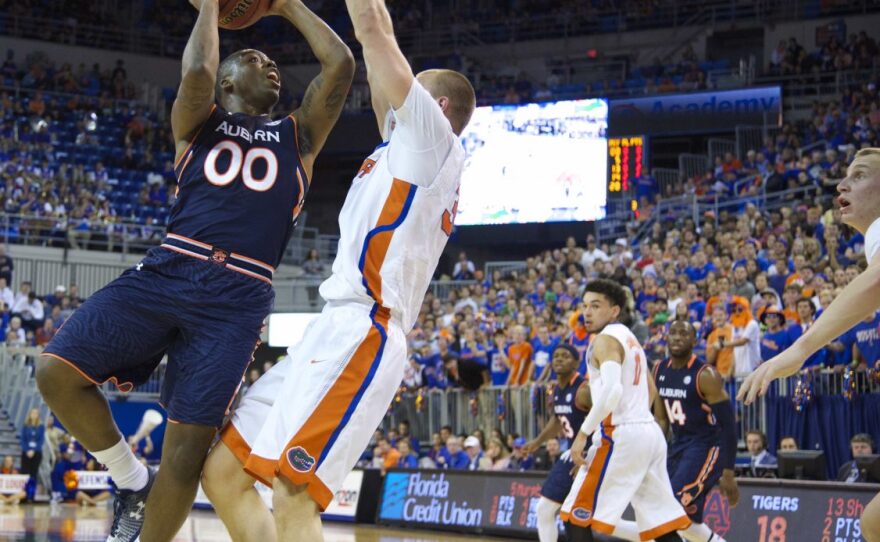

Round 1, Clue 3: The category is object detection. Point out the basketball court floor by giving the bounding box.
[0,504,479,542]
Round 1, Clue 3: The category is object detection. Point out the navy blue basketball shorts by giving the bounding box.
[43,244,274,427]
[541,456,575,504]
[668,441,724,523]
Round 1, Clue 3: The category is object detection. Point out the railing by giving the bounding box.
[98,368,880,449]
[270,278,482,313]
[679,153,710,181]
[0,213,164,256]
[798,139,829,159]
[735,124,783,160]
[0,347,49,435]
[628,183,826,246]
[0,83,148,114]
[707,138,736,162]
[8,257,131,299]
[652,168,681,199]
[0,211,341,271]
[484,261,528,281]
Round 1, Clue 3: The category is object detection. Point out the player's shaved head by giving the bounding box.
[416,69,476,136]
[214,49,280,114]
[216,49,253,98]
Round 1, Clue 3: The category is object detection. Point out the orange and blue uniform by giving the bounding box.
[220,80,466,511]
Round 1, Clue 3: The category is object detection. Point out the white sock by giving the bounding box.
[613,519,642,542]
[536,497,560,542]
[91,438,149,491]
[680,522,725,542]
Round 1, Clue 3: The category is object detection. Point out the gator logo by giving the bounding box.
[286,446,316,473]
[572,508,592,521]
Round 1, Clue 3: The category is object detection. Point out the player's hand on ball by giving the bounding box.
[569,431,588,475]
[719,471,739,507]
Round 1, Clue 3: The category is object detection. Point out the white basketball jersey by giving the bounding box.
[587,322,654,427]
[319,82,464,331]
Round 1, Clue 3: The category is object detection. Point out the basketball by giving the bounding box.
[218,0,271,30]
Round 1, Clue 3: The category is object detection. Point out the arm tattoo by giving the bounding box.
[324,80,349,111]
[298,125,313,156]
[301,74,323,117]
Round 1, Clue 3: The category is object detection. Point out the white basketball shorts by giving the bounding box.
[220,302,406,510]
[560,421,691,540]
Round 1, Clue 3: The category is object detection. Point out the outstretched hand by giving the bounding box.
[737,348,804,404]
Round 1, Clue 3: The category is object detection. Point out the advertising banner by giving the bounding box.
[609,87,782,136]
[74,471,112,491]
[377,470,878,541]
[378,470,548,537]
[0,475,28,495]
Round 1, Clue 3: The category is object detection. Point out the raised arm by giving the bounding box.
[740,258,880,403]
[172,0,220,161]
[344,0,415,136]
[273,0,354,170]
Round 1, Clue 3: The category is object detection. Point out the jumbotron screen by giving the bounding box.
[456,98,608,226]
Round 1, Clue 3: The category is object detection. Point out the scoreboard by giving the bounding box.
[607,136,646,194]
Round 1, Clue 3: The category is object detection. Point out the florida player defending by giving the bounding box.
[740,147,880,542]
[522,343,592,542]
[616,320,739,542]
[200,1,476,541]
[35,0,354,540]
[561,279,691,542]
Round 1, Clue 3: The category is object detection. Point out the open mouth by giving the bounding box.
[838,196,851,211]
[266,70,281,86]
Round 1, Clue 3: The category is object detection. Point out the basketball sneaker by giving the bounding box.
[106,466,156,542]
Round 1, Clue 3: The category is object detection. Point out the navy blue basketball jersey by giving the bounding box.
[654,356,718,441]
[171,105,308,268]
[551,374,588,448]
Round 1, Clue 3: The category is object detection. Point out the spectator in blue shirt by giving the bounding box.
[760,308,794,363]
[849,312,880,369]
[507,437,534,471]
[483,288,505,314]
[788,297,827,368]
[397,420,420,456]
[486,329,511,385]
[395,440,419,469]
[441,437,469,470]
[531,324,559,382]
[459,328,488,367]
[685,283,707,322]
[19,408,44,502]
[684,251,717,283]
[635,174,658,203]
